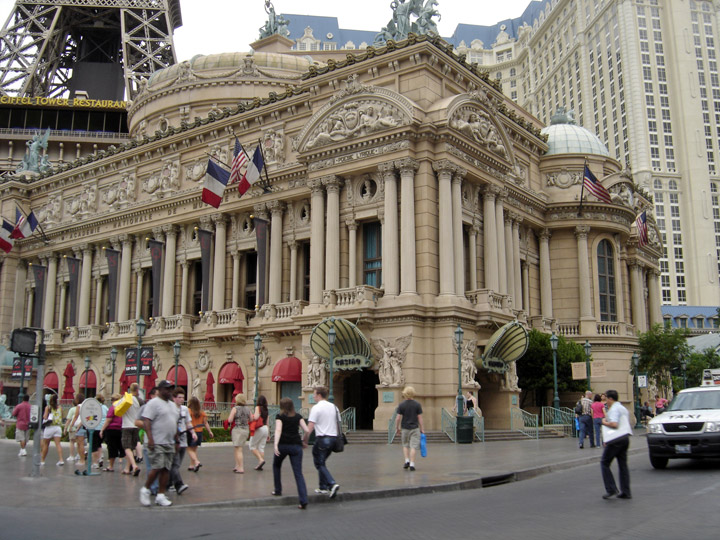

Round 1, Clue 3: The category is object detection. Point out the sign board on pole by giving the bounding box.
[11,357,33,379]
[571,362,588,380]
[79,398,103,430]
[139,346,153,376]
[590,360,606,378]
[638,374,648,388]
[125,347,153,378]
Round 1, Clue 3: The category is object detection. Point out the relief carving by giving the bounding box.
[142,159,180,198]
[102,172,136,209]
[262,127,285,164]
[450,109,507,157]
[65,185,97,222]
[546,169,582,189]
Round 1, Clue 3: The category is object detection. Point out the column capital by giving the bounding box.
[321,175,342,193]
[152,227,165,241]
[252,203,269,220]
[267,200,286,216]
[307,177,325,193]
[287,239,298,250]
[432,159,465,177]
[512,216,523,227]
[211,213,227,227]
[539,228,552,241]
[118,234,132,246]
[627,259,644,269]
[345,219,358,231]
[394,158,419,174]
[39,251,56,262]
[574,225,590,239]
[162,224,177,237]
[378,161,396,176]
[199,215,212,229]
[482,183,502,200]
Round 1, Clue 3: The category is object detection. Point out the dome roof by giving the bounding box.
[541,109,610,157]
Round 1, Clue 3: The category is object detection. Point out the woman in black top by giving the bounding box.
[272,397,310,509]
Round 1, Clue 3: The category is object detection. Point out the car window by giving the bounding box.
[668,391,720,411]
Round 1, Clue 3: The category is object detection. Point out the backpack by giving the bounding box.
[574,401,583,415]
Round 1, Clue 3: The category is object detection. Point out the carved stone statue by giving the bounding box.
[306,353,327,389]
[451,110,507,157]
[502,361,520,392]
[372,336,412,387]
[259,0,290,39]
[193,375,201,398]
[461,340,479,387]
[375,0,440,43]
[16,128,52,174]
[0,395,11,420]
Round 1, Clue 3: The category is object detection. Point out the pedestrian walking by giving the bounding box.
[11,394,30,457]
[63,394,82,461]
[303,386,340,498]
[576,391,595,449]
[121,383,142,476]
[600,389,633,500]
[395,386,425,471]
[466,391,477,415]
[40,393,64,466]
[250,395,269,471]
[99,393,124,472]
[186,396,213,472]
[139,380,179,507]
[227,393,251,473]
[272,397,310,509]
[168,388,196,495]
[135,387,159,495]
[89,394,108,469]
[68,393,87,465]
[591,394,605,447]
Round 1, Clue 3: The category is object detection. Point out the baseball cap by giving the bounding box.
[157,380,175,389]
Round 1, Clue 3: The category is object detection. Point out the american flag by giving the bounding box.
[636,211,648,247]
[228,138,248,185]
[583,165,612,203]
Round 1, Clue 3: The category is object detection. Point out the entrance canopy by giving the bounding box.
[167,365,188,386]
[310,317,372,369]
[272,356,302,382]
[79,370,97,388]
[479,321,529,373]
[43,371,59,389]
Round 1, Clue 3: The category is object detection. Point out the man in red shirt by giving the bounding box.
[12,395,31,457]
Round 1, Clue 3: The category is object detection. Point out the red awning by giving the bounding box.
[272,356,302,382]
[167,365,188,386]
[79,370,97,388]
[43,372,59,389]
[218,362,243,384]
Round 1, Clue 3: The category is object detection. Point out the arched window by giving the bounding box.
[597,239,617,321]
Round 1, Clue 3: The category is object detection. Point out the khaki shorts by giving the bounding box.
[15,428,29,442]
[148,444,175,470]
[401,428,421,449]
[121,428,139,450]
[232,426,249,447]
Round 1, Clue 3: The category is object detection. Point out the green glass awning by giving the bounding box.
[479,321,529,373]
[310,317,372,370]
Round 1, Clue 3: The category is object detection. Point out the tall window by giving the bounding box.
[363,222,382,287]
[302,242,310,301]
[244,251,257,309]
[597,240,617,321]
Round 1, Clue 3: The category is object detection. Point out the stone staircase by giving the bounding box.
[345,428,567,444]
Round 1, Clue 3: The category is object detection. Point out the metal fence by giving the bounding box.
[540,406,576,437]
[510,407,539,439]
[441,408,457,442]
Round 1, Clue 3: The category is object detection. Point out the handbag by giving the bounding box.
[248,419,257,437]
[332,407,348,453]
[420,432,428,458]
[113,392,133,417]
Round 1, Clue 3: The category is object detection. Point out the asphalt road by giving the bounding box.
[1,453,719,539]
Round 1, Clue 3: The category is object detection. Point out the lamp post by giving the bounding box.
[173,340,181,387]
[110,346,117,396]
[584,340,592,392]
[136,318,146,398]
[632,352,643,429]
[83,354,90,395]
[681,355,688,389]
[455,325,464,417]
[253,333,262,406]
[328,318,336,403]
[550,332,560,411]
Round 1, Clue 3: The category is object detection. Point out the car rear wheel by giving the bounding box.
[649,454,668,469]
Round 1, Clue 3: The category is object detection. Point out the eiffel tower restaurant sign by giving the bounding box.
[0,96,127,109]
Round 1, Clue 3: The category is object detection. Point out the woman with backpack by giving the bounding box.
[249,395,269,471]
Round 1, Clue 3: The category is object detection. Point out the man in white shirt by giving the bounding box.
[599,389,632,500]
[303,386,340,499]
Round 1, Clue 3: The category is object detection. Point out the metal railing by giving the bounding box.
[472,411,485,442]
[541,406,575,436]
[387,411,398,444]
[340,407,356,432]
[510,407,539,439]
[441,408,457,443]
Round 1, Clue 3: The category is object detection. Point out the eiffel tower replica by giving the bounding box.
[0,0,182,99]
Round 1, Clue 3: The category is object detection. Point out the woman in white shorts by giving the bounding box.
[249,395,269,471]
[226,393,250,473]
[41,394,65,466]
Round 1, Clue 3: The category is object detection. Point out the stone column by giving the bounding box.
[308,178,325,304]
[433,160,455,295]
[539,229,553,319]
[521,261,530,315]
[629,261,647,331]
[483,187,498,291]
[468,222,479,291]
[26,286,33,327]
[513,218,523,310]
[162,225,177,316]
[452,169,466,296]
[212,214,227,310]
[180,260,189,314]
[495,195,507,295]
[647,269,663,326]
[58,281,66,329]
[397,158,419,295]
[288,241,298,301]
[94,274,102,325]
[268,201,285,304]
[504,215,514,305]
[323,176,341,291]
[78,245,93,326]
[575,226,592,320]
[117,235,132,322]
[346,222,357,288]
[379,163,399,296]
[135,268,144,319]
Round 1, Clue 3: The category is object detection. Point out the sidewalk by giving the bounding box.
[0,431,647,509]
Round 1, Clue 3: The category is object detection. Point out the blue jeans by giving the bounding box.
[312,436,337,490]
[169,446,186,489]
[273,444,308,505]
[593,418,603,447]
[578,415,594,447]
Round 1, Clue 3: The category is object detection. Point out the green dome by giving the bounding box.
[541,109,610,157]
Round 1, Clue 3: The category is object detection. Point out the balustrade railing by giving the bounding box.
[472,412,485,442]
[541,406,575,436]
[556,322,579,336]
[465,289,510,311]
[510,408,539,439]
[340,407,356,432]
[388,411,398,444]
[441,408,457,442]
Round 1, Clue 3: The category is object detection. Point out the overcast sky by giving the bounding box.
[0,0,534,61]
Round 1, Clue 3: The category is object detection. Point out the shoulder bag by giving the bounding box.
[332,407,348,453]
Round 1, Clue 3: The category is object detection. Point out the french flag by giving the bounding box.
[0,219,14,253]
[11,207,38,239]
[201,160,231,208]
[238,146,265,197]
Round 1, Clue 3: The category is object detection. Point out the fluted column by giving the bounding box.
[433,160,455,295]
[496,195,507,295]
[135,268,144,318]
[513,217,523,310]
[647,269,662,326]
[118,235,132,321]
[161,225,177,316]
[452,169,466,296]
[323,176,341,291]
[309,178,325,304]
[397,158,419,295]
[78,245,93,326]
[539,229,553,319]
[346,221,358,288]
[629,261,646,331]
[26,286,33,327]
[468,223,479,291]
[521,261,530,315]
[94,274,102,325]
[288,241,298,301]
[58,282,66,329]
[267,201,285,304]
[504,215,514,305]
[483,187,498,291]
[212,214,227,310]
[575,226,592,319]
[379,163,399,296]
[180,260,189,314]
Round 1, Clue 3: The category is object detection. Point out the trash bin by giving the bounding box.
[456,415,473,444]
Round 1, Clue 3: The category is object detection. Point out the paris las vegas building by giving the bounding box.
[0,0,660,429]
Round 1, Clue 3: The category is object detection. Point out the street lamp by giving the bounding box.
[253,333,262,406]
[136,317,146,398]
[328,318,336,403]
[110,347,117,395]
[455,325,464,417]
[83,354,90,395]
[584,340,592,392]
[550,332,560,411]
[632,352,643,429]
[173,340,181,387]
[681,355,688,389]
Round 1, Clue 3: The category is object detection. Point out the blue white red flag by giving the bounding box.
[238,146,265,197]
[11,207,38,239]
[202,160,231,208]
[0,219,14,253]
[583,165,612,203]
[228,138,248,186]
[636,211,648,247]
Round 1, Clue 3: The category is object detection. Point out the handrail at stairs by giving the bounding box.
[388,411,398,444]
[340,407,356,432]
[541,406,575,436]
[510,407,539,439]
[441,408,457,443]
[472,411,485,442]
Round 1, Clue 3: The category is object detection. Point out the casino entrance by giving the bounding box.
[339,368,379,430]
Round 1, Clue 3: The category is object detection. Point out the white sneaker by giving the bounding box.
[329,484,340,498]
[92,463,100,469]
[73,454,81,461]
[18,449,23,457]
[65,455,75,461]
[314,488,329,494]
[155,493,172,507]
[139,487,151,507]
[40,461,45,466]
[56,461,64,467]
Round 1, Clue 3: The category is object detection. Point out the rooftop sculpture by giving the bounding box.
[259,0,290,39]
[375,0,441,44]
[16,128,52,175]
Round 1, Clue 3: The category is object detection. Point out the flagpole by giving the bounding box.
[204,152,232,169]
[15,204,49,243]
[257,138,271,185]
[578,161,587,217]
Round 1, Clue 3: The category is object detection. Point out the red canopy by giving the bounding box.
[43,371,59,389]
[144,365,158,394]
[203,372,215,407]
[62,363,75,399]
[119,371,129,393]
[272,356,302,382]
[167,365,188,386]
[218,362,242,384]
[79,370,97,389]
